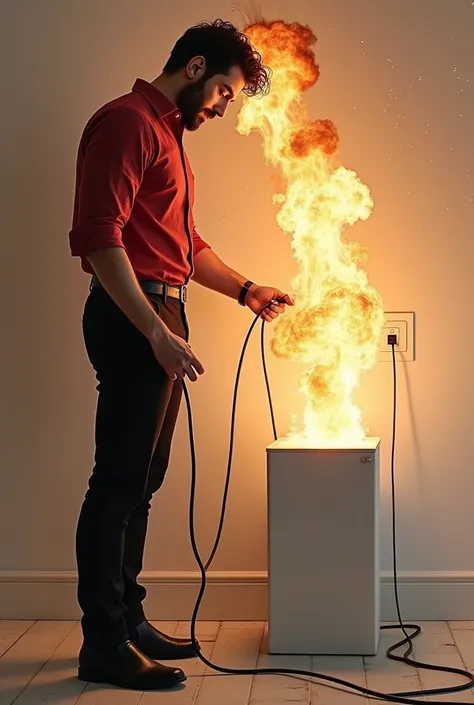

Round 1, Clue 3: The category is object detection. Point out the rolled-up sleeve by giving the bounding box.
[192,226,211,258]
[69,107,155,258]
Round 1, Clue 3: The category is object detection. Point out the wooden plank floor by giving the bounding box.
[1,620,474,704]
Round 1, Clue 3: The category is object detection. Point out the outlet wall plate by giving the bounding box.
[379,312,415,362]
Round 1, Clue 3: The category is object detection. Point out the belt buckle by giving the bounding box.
[181,285,187,303]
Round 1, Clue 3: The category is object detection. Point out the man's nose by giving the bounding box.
[214,101,228,118]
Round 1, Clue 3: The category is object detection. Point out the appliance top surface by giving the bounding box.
[266,437,381,452]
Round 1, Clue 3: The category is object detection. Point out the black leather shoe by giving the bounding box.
[78,639,186,690]
[130,620,200,660]
[146,625,198,645]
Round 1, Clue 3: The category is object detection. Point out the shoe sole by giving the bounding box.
[78,667,187,689]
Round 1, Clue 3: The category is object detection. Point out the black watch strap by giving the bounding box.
[238,280,253,306]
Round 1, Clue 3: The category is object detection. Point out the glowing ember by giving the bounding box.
[237,20,385,444]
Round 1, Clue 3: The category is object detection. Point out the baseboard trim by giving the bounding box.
[1,570,474,620]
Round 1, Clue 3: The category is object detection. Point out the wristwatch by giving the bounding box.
[238,280,253,306]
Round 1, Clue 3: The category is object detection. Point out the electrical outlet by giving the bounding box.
[380,326,400,350]
[379,312,415,361]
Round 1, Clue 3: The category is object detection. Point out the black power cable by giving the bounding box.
[181,303,474,703]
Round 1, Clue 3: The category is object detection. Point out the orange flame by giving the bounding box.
[237,20,385,444]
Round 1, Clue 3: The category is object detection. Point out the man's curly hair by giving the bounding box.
[163,19,271,98]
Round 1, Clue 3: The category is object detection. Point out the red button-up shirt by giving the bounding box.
[69,78,210,286]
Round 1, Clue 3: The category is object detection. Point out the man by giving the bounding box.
[69,19,293,691]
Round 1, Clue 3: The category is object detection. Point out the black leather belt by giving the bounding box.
[90,275,187,303]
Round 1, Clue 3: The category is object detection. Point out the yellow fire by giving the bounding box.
[237,20,385,444]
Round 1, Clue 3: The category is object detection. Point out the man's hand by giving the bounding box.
[245,285,294,322]
[149,328,205,382]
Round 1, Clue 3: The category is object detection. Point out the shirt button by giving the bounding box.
[175,112,180,118]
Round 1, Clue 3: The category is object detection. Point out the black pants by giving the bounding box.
[76,286,188,647]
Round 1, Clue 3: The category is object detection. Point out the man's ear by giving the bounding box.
[186,56,206,80]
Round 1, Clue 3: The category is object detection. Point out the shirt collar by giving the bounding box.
[132,78,181,122]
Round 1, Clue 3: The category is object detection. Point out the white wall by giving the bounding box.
[1,0,474,620]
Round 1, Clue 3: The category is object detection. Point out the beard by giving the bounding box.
[176,77,214,131]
